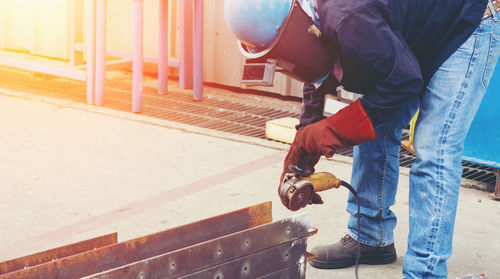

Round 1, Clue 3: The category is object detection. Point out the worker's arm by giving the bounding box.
[335,5,424,125]
[297,74,339,130]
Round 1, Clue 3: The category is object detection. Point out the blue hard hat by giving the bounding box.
[224,0,293,53]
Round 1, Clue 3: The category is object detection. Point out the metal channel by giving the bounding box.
[84,212,310,279]
[0,202,272,279]
[179,240,308,279]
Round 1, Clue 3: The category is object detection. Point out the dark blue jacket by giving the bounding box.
[298,0,488,128]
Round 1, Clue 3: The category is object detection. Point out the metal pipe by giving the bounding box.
[95,0,106,105]
[193,0,203,100]
[133,0,144,112]
[86,0,96,105]
[158,0,169,95]
[179,0,193,89]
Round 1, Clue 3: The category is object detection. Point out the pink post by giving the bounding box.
[158,0,168,95]
[193,0,203,100]
[132,0,144,112]
[179,0,193,89]
[86,0,96,105]
[95,0,106,105]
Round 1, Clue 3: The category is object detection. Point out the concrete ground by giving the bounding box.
[0,88,499,279]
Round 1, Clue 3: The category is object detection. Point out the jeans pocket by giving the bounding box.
[482,34,500,88]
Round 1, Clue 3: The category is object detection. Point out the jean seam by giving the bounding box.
[482,34,498,87]
[422,36,477,276]
[379,148,386,245]
[378,121,394,246]
[423,94,462,276]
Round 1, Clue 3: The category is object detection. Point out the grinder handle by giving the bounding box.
[289,150,312,177]
[303,172,342,192]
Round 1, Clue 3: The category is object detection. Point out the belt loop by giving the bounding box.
[488,0,498,20]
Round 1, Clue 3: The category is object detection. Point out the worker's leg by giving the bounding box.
[403,14,499,279]
[309,97,417,269]
[347,97,418,246]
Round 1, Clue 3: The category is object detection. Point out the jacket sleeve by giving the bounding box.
[297,74,340,130]
[335,5,424,115]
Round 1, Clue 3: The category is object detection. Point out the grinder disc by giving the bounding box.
[288,180,313,211]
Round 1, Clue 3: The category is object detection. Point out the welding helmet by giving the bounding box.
[224,0,293,53]
[224,0,335,84]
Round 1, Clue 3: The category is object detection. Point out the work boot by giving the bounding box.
[309,234,397,269]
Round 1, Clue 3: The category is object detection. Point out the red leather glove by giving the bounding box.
[278,99,377,208]
[280,130,320,182]
[279,130,323,206]
[294,99,377,158]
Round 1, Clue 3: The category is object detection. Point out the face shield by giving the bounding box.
[225,0,335,86]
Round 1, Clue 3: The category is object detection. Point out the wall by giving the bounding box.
[0,0,305,97]
[0,0,69,60]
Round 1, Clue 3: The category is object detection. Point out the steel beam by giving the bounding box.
[179,240,308,279]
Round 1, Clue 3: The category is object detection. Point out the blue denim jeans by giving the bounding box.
[346,8,500,279]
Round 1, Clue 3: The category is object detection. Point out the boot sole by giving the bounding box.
[309,252,397,269]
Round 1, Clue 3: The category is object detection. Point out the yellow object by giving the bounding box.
[265,117,299,144]
[401,110,419,155]
[304,172,342,192]
[409,110,419,143]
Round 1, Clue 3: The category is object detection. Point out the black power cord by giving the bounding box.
[290,152,362,278]
[340,180,361,279]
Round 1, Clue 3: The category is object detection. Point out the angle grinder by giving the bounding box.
[279,151,343,211]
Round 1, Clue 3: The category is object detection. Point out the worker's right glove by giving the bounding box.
[279,99,377,208]
[293,98,377,159]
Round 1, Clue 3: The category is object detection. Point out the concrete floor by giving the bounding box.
[0,89,499,279]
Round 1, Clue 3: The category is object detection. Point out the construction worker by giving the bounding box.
[224,0,500,278]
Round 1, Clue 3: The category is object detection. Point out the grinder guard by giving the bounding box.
[239,0,335,85]
[279,173,314,211]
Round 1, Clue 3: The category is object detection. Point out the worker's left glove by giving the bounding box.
[279,130,323,207]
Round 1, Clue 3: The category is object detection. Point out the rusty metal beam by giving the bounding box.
[83,212,310,279]
[0,233,117,276]
[0,202,272,279]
